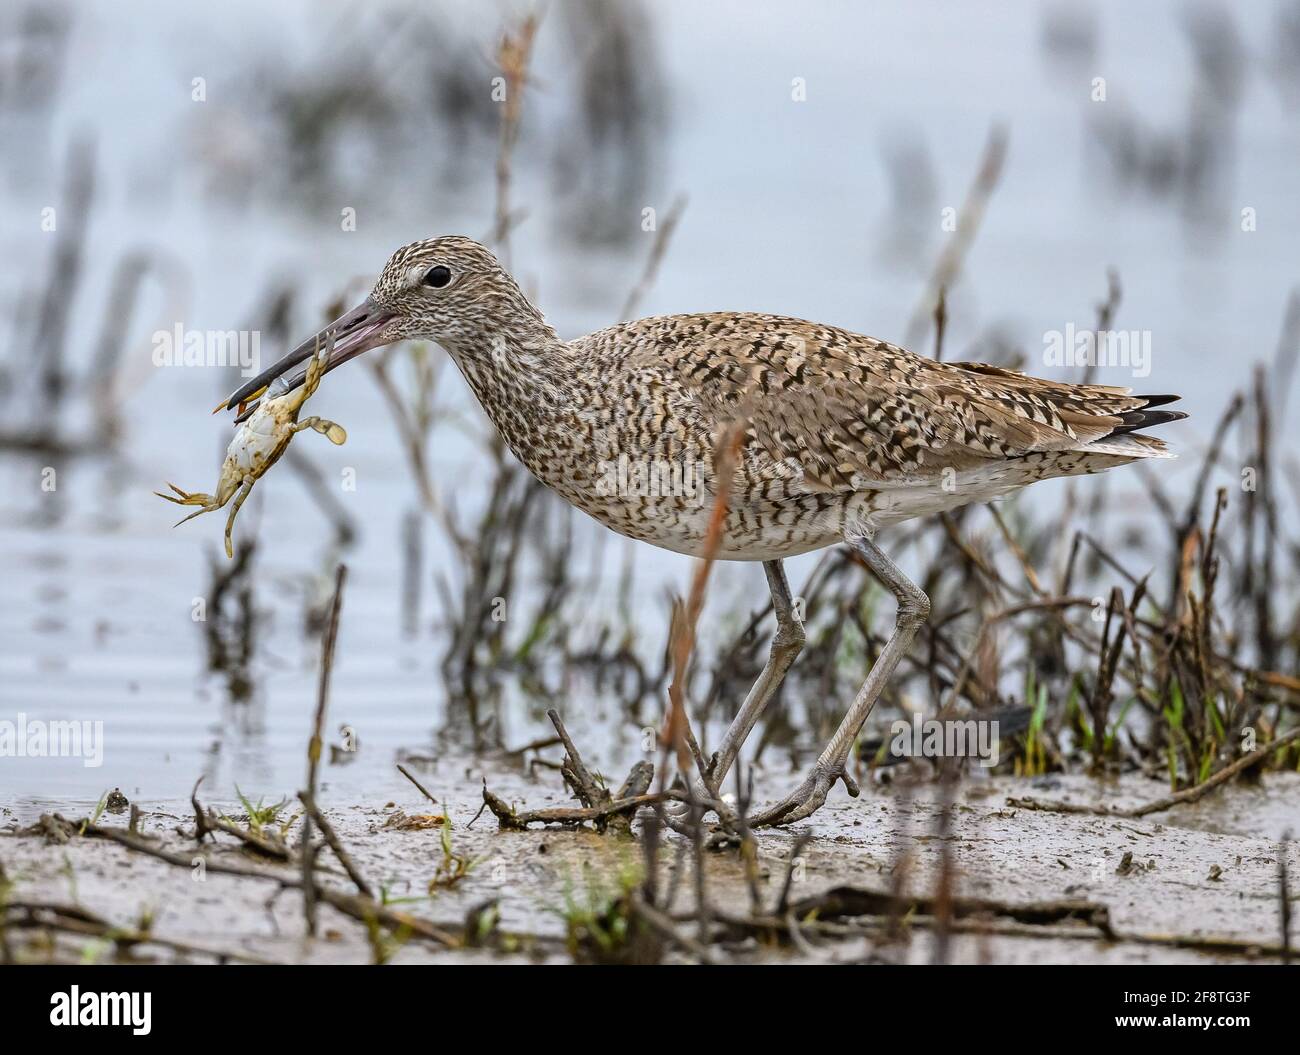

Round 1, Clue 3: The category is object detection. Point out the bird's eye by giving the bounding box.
[423,265,452,289]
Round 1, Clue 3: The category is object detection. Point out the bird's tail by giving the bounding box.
[1080,393,1186,459]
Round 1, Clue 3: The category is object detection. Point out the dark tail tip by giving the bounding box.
[1112,395,1187,435]
[1135,393,1182,409]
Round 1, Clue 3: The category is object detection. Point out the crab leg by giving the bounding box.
[293,417,347,444]
[223,476,256,559]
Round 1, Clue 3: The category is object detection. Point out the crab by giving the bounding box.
[156,346,346,558]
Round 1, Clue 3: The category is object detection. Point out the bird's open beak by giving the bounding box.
[217,296,396,420]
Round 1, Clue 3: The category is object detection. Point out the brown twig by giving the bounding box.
[481,785,676,831]
[1280,830,1293,965]
[1007,726,1300,818]
[396,763,441,807]
[26,809,459,950]
[619,193,688,322]
[547,707,610,809]
[905,124,1008,346]
[491,12,542,268]
[298,792,373,899]
[302,563,347,935]
[5,901,275,965]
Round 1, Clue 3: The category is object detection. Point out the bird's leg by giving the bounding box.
[703,560,805,792]
[222,476,256,559]
[751,534,929,827]
[664,561,803,823]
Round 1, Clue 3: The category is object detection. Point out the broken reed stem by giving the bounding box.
[205,813,291,860]
[32,135,96,437]
[546,708,607,804]
[302,563,347,937]
[492,12,541,268]
[736,765,764,915]
[931,768,958,965]
[691,795,710,947]
[628,893,717,964]
[57,805,459,950]
[639,404,751,940]
[396,763,441,807]
[482,785,678,830]
[931,284,948,361]
[1008,726,1300,818]
[715,907,1293,960]
[661,409,751,799]
[300,839,321,935]
[905,123,1008,346]
[1082,268,1122,385]
[5,901,275,965]
[1281,830,1293,965]
[367,354,445,521]
[775,834,811,916]
[190,776,212,842]
[503,733,564,757]
[619,193,688,322]
[298,792,373,899]
[0,861,11,964]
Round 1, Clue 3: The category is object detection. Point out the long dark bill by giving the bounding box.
[217,297,394,420]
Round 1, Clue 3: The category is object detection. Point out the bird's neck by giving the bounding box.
[440,318,575,454]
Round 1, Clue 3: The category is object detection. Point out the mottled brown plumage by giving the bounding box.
[563,310,1178,559]
[223,235,1185,825]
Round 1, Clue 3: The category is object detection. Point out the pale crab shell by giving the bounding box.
[212,394,300,502]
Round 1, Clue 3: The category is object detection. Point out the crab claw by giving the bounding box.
[154,481,194,503]
[154,482,212,505]
[154,483,222,526]
[212,390,263,416]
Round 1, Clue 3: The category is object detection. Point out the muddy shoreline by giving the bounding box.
[5,768,1294,964]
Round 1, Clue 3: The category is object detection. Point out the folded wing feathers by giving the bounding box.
[617,314,1187,487]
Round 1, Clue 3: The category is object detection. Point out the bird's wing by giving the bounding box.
[608,312,1174,492]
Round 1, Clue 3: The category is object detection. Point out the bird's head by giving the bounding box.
[220,235,548,417]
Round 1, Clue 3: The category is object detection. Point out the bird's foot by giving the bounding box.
[662,776,731,824]
[749,761,859,828]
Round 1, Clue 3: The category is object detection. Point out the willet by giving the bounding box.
[222,236,1185,825]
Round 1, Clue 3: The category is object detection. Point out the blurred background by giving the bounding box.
[2,0,1297,810]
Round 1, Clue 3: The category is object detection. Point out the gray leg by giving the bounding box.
[703,560,805,792]
[752,533,929,827]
